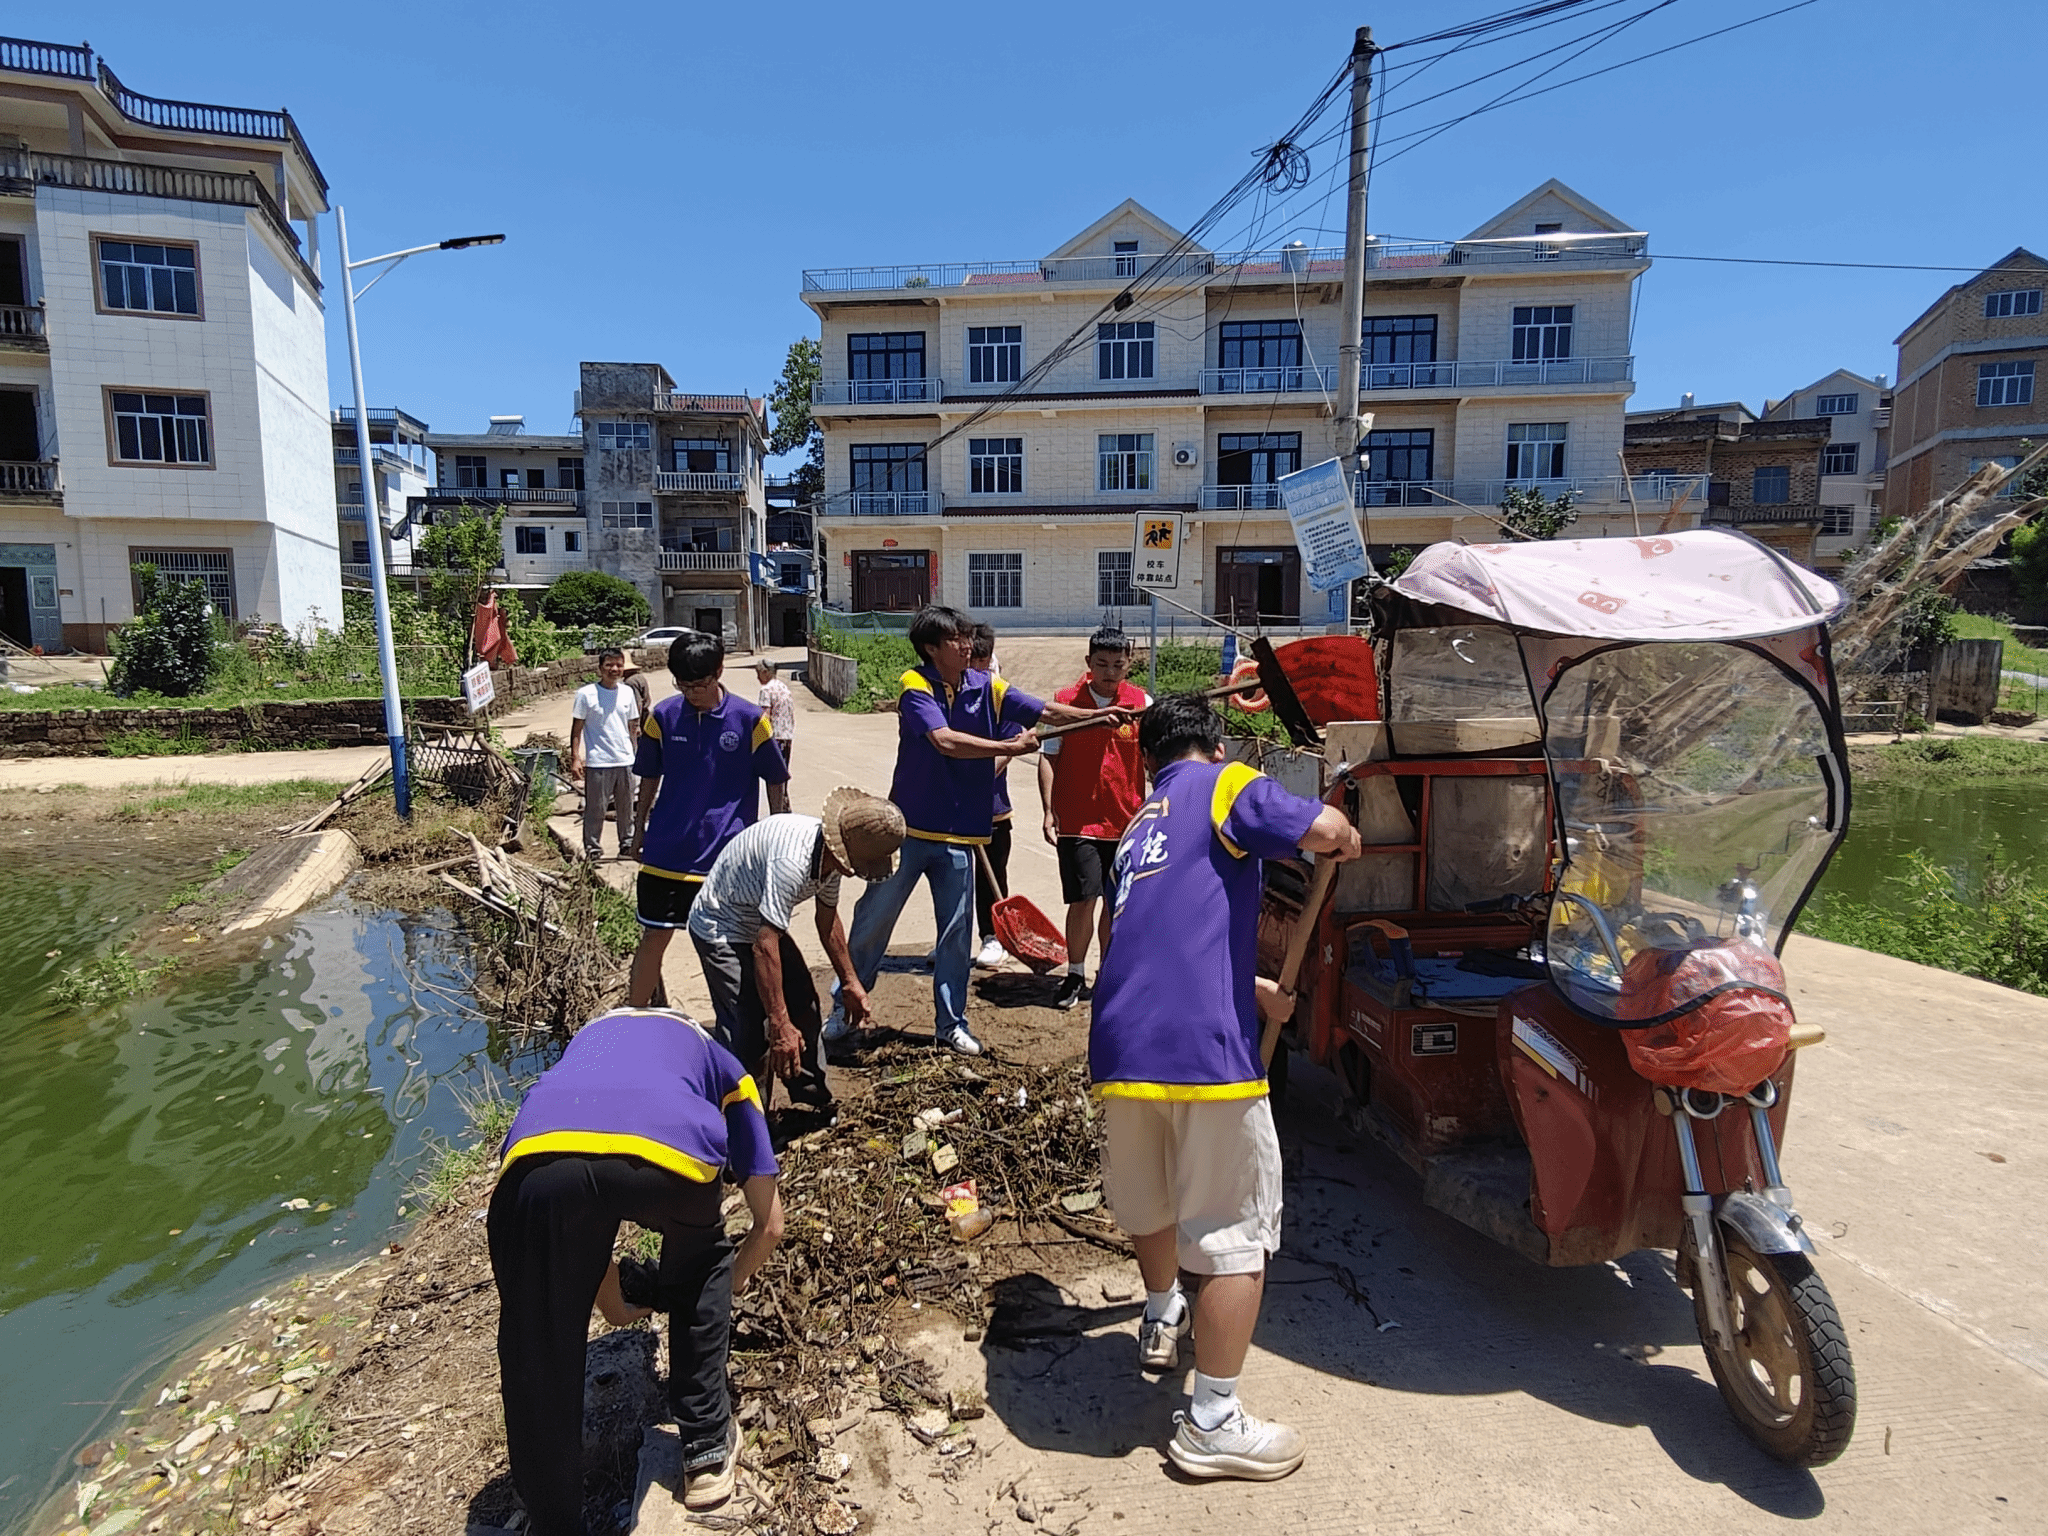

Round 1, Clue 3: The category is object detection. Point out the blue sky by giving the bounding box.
[30,0,2044,450]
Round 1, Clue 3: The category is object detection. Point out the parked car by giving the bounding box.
[631,626,696,650]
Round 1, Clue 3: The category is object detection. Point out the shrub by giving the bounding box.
[1498,484,1578,540]
[541,570,650,630]
[109,565,219,697]
[1803,846,2048,996]
[816,621,918,711]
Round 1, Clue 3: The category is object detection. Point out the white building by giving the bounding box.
[801,181,1690,630]
[416,415,588,594]
[333,406,429,583]
[1761,370,1891,568]
[0,37,335,650]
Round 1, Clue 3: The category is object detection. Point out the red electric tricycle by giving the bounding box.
[1260,530,1857,1466]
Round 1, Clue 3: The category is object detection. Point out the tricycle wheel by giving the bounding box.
[1687,1230,1857,1466]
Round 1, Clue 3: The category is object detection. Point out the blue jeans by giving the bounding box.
[838,835,975,1038]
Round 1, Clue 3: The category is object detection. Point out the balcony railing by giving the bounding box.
[0,36,93,77]
[655,471,745,494]
[1200,367,1335,396]
[810,378,946,406]
[1704,504,1825,526]
[97,59,294,142]
[1355,473,1710,510]
[503,554,589,578]
[0,148,307,267]
[341,562,420,582]
[0,303,47,344]
[658,551,746,572]
[1200,485,1288,511]
[0,459,60,496]
[1363,356,1634,390]
[421,485,582,505]
[334,445,427,475]
[654,392,754,415]
[833,490,943,519]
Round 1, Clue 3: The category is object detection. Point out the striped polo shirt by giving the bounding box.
[633,687,790,882]
[499,1008,778,1183]
[1089,759,1322,1101]
[688,814,842,948]
[890,664,1044,843]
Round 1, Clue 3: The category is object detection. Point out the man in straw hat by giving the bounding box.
[687,788,906,1118]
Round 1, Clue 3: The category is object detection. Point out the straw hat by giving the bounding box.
[821,787,905,882]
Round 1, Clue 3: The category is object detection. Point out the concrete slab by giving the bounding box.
[214,829,361,933]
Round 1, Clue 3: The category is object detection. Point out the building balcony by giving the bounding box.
[340,561,420,583]
[1354,473,1709,510]
[0,303,47,352]
[1200,485,1287,511]
[415,486,583,506]
[810,378,946,407]
[1704,504,1825,526]
[828,490,944,519]
[654,470,745,494]
[0,459,61,499]
[1200,367,1334,396]
[502,554,588,580]
[657,550,746,572]
[1362,355,1634,392]
[334,445,427,475]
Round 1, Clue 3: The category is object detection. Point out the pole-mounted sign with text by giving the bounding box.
[1279,457,1372,592]
[1131,511,1184,591]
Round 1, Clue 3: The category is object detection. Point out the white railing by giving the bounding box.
[655,471,745,493]
[1363,356,1634,390]
[1200,366,1335,395]
[833,490,943,518]
[811,378,946,406]
[658,550,745,572]
[0,459,61,494]
[653,392,754,415]
[503,554,589,578]
[334,445,427,474]
[0,303,46,342]
[340,561,420,581]
[1200,485,1288,511]
[1355,474,1710,509]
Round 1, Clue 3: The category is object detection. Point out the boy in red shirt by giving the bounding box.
[1037,626,1151,1010]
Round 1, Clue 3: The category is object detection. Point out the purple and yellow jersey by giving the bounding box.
[889,664,1044,843]
[1088,759,1321,1100]
[633,688,789,881]
[499,1009,777,1183]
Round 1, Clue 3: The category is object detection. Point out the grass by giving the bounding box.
[164,849,253,911]
[111,779,345,820]
[1804,846,2048,997]
[407,1084,519,1211]
[814,623,918,712]
[104,724,212,757]
[591,879,641,959]
[1850,735,2048,784]
[51,951,183,1008]
[1953,612,2048,677]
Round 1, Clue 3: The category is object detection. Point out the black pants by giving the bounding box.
[975,817,1013,941]
[487,1154,732,1536]
[692,929,832,1110]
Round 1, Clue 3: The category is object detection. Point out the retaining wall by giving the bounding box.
[805,646,859,709]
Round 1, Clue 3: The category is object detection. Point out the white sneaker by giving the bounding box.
[822,1007,854,1043]
[1166,1406,1306,1482]
[937,1024,984,1056]
[975,937,1006,968]
[1137,1299,1192,1372]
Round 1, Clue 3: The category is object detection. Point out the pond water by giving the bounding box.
[0,834,507,1536]
[1814,777,2048,911]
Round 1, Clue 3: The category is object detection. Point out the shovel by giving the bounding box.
[975,844,1068,974]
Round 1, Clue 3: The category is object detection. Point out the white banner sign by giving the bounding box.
[462,662,496,714]
[1279,457,1371,592]
[1131,510,1184,591]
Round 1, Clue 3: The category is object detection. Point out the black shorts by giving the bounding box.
[637,871,703,929]
[1057,836,1121,904]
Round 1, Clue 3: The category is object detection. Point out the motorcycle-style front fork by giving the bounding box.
[1671,1081,1801,1353]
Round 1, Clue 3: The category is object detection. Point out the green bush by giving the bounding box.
[541,570,650,630]
[1803,845,2048,996]
[815,621,919,712]
[1150,642,1285,741]
[110,565,219,697]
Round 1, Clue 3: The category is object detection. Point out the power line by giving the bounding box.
[1377,236,2048,276]
[1383,0,1615,51]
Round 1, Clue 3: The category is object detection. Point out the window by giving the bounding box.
[1821,506,1856,537]
[1752,465,1791,504]
[850,443,925,492]
[1363,316,1438,365]
[672,438,731,473]
[1216,432,1300,485]
[501,468,524,489]
[1219,320,1303,370]
[848,333,925,380]
[350,540,370,564]
[779,560,804,590]
[597,421,650,451]
[563,530,581,552]
[1098,433,1154,492]
[96,238,200,316]
[1505,422,1566,480]
[968,437,1023,494]
[1363,428,1435,504]
[107,390,211,466]
[968,551,1022,609]
[558,456,585,490]
[1097,322,1155,380]
[454,454,487,488]
[599,500,653,528]
[130,548,234,615]
[967,327,1022,386]
[1098,550,1139,608]
[514,525,547,554]
[1978,360,2036,407]
[1114,239,1139,278]
[1815,392,1859,416]
[1511,305,1572,361]
[1984,289,2042,318]
[1821,442,1860,475]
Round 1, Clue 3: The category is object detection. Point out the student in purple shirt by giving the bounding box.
[1091,692,1360,1483]
[824,604,1123,1055]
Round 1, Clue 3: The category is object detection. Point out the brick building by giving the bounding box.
[1623,401,1830,564]
[1884,248,2048,522]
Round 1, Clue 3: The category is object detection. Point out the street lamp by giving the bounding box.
[336,208,504,818]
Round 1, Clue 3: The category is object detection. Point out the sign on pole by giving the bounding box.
[462,661,496,715]
[1279,457,1371,592]
[1131,511,1184,591]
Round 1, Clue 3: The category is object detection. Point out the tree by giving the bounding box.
[2007,443,2048,609]
[768,337,823,503]
[1898,582,1961,660]
[414,502,506,662]
[541,569,649,630]
[110,564,218,697]
[1498,484,1578,540]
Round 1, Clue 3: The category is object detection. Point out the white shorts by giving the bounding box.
[1102,1095,1283,1276]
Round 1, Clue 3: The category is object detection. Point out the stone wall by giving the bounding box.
[0,655,600,758]
[804,646,858,709]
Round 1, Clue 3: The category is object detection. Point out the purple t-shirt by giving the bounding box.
[890,665,1043,842]
[633,688,789,880]
[1089,759,1321,1099]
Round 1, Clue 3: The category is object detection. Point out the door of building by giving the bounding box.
[0,567,29,648]
[693,608,723,636]
[0,388,38,461]
[853,550,931,612]
[1213,547,1300,627]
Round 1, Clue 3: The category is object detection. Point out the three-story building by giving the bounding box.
[801,180,1692,629]
[414,415,587,593]
[333,405,429,585]
[1760,371,1890,566]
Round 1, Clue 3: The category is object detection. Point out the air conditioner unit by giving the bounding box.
[1172,443,1199,468]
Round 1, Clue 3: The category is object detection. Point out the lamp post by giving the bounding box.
[336,209,504,818]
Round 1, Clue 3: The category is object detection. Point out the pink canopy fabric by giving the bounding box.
[1390,529,1844,641]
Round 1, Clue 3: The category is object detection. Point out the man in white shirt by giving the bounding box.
[569,647,640,861]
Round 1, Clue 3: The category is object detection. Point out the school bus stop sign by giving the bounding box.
[1132,511,1183,591]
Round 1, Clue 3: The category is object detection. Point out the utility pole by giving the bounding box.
[1335,26,1379,626]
